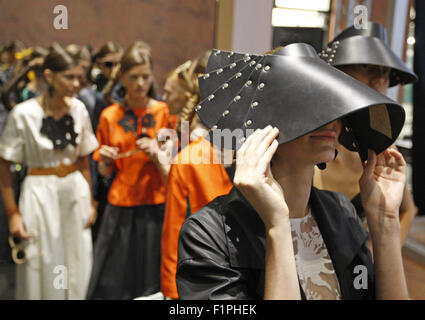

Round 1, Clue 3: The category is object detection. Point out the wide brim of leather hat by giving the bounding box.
[196,44,405,162]
[322,36,418,87]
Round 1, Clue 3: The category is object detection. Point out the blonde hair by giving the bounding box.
[171,50,211,136]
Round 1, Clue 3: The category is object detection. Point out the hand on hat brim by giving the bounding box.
[359,148,406,233]
[234,126,288,230]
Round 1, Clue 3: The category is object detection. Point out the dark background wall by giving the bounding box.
[413,0,425,215]
[0,0,217,91]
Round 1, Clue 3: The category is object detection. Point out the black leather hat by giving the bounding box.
[195,43,405,162]
[320,22,417,87]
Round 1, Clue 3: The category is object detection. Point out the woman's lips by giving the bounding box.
[310,130,337,142]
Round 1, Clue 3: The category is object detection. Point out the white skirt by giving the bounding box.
[15,170,93,300]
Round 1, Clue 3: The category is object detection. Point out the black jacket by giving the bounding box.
[176,187,375,300]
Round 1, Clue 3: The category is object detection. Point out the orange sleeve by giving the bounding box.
[161,164,188,299]
[168,114,178,130]
[161,103,171,129]
[92,112,109,162]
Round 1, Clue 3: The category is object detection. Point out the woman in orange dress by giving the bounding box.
[160,51,233,299]
[86,45,170,300]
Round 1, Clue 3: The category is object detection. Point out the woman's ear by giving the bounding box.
[43,69,53,86]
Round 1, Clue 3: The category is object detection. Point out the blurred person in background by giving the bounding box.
[66,44,92,89]
[86,45,171,300]
[1,46,49,110]
[77,41,123,243]
[160,51,233,300]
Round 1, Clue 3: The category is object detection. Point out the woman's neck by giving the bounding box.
[271,158,313,219]
[41,93,69,117]
[48,94,68,111]
[126,96,149,109]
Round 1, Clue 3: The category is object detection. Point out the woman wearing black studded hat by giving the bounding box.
[315,22,418,246]
[176,44,410,300]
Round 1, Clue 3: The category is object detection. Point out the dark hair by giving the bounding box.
[92,41,123,63]
[43,43,78,72]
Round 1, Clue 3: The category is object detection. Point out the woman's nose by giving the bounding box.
[137,77,145,87]
[325,120,341,134]
[73,78,80,88]
[371,77,390,94]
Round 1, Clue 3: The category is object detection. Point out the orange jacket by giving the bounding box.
[160,137,233,298]
[93,102,170,206]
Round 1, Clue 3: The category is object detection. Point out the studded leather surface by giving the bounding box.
[196,43,405,161]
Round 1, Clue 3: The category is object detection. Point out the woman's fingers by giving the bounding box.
[16,222,31,240]
[100,146,118,159]
[246,126,276,155]
[260,139,279,167]
[388,148,406,169]
[362,149,376,179]
[136,138,152,149]
[238,126,279,166]
[85,206,97,229]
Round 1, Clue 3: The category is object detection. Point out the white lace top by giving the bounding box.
[290,210,342,300]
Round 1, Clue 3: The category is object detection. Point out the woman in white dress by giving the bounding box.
[0,44,98,299]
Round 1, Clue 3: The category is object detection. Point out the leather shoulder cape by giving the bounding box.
[177,187,375,300]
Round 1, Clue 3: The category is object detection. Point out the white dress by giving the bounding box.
[0,98,99,300]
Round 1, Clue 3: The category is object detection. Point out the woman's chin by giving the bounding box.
[129,92,147,100]
[315,152,336,165]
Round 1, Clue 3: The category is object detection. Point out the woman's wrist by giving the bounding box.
[98,160,115,177]
[6,205,20,218]
[265,215,292,235]
[100,157,114,166]
[367,215,401,244]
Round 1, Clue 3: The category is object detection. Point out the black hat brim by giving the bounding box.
[196,45,405,162]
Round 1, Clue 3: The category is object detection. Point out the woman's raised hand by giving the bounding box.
[136,137,159,160]
[359,148,406,233]
[99,145,119,165]
[233,126,289,230]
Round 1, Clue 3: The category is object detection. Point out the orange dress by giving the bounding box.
[160,136,233,298]
[93,101,170,206]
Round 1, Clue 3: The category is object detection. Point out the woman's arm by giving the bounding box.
[399,185,417,245]
[76,155,97,228]
[136,137,171,180]
[97,145,118,178]
[233,126,301,300]
[161,166,187,299]
[390,145,417,245]
[360,149,409,299]
[0,158,31,239]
